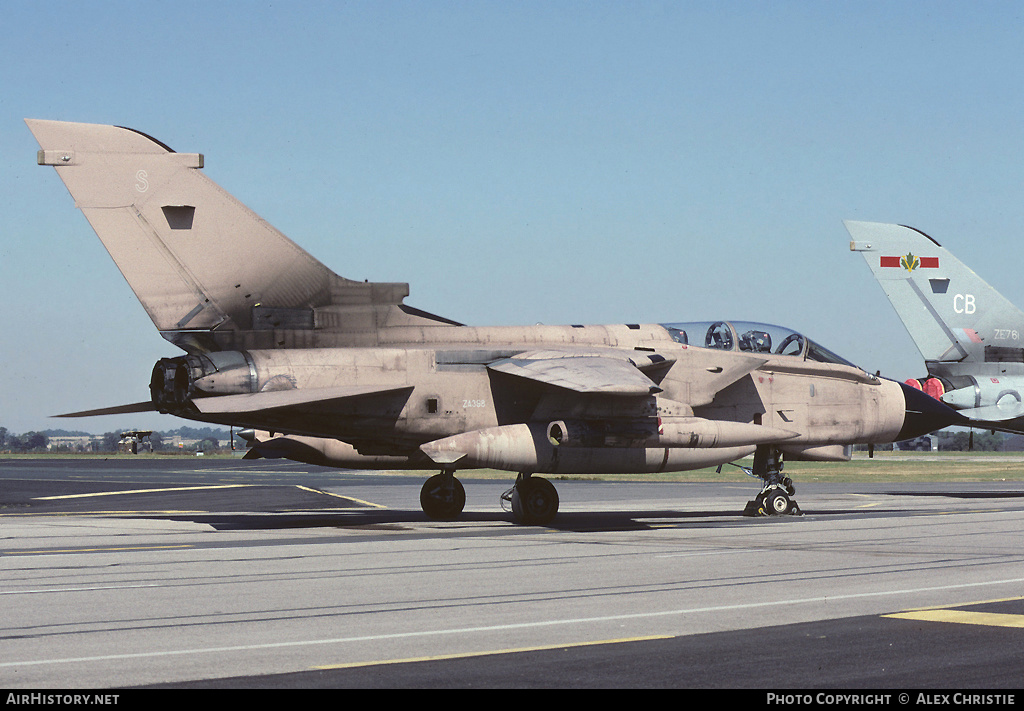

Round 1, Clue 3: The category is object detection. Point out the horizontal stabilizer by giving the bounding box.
[55,401,156,418]
[193,384,414,415]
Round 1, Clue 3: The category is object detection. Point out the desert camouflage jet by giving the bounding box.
[847,220,1024,432]
[27,120,958,523]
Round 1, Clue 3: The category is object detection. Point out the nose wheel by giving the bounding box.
[742,446,802,517]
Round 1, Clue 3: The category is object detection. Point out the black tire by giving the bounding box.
[511,476,559,525]
[420,474,466,520]
[764,489,791,516]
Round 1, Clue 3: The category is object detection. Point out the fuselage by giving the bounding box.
[158,321,911,474]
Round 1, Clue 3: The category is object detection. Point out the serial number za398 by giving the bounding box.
[463,399,487,408]
[994,329,1020,341]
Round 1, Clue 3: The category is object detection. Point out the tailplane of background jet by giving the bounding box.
[847,220,1024,426]
[846,220,1024,364]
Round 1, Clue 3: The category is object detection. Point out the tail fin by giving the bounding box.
[27,119,457,352]
[845,220,1024,364]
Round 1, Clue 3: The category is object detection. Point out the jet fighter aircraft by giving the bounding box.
[27,120,958,523]
[847,220,1024,433]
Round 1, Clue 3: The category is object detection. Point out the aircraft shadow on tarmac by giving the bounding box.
[9,478,1022,534]
[160,494,1024,532]
[0,478,792,532]
[162,504,931,534]
[166,508,749,533]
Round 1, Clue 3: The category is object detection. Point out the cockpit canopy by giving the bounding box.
[660,321,858,368]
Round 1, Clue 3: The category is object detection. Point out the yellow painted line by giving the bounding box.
[0,510,206,517]
[885,610,1024,628]
[34,484,253,500]
[294,485,387,509]
[31,484,386,509]
[313,634,672,670]
[846,494,885,509]
[894,595,1024,612]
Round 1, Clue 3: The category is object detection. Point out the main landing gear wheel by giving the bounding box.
[508,475,559,525]
[420,472,466,520]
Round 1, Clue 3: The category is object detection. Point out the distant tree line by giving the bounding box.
[0,427,49,452]
[5,425,1016,455]
[937,430,1006,452]
[0,425,241,453]
[857,429,1020,453]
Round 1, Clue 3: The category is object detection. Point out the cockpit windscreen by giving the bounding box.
[660,321,858,368]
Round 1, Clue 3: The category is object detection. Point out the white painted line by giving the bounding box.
[3,575,1024,670]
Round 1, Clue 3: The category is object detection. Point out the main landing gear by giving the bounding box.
[501,473,559,525]
[419,470,561,525]
[742,445,802,517]
[419,470,466,521]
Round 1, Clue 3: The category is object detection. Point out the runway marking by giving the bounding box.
[28,484,384,509]
[3,575,1024,671]
[884,595,1024,629]
[1,545,194,558]
[0,510,205,517]
[656,550,738,559]
[902,595,1024,610]
[33,484,254,500]
[884,610,1024,628]
[312,635,672,670]
[295,485,387,509]
[1,583,168,595]
[167,468,310,474]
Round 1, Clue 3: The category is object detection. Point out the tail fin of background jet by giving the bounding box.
[26,119,458,353]
[845,220,1024,365]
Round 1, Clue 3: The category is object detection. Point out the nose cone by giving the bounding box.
[898,381,963,440]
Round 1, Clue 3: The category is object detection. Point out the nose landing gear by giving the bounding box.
[742,445,802,517]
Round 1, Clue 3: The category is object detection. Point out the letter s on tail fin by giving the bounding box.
[845,220,1024,364]
[27,119,458,353]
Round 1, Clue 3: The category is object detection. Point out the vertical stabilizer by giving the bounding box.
[27,119,453,352]
[845,220,1024,364]
[27,119,342,334]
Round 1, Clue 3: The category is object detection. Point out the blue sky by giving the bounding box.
[2,1,1024,434]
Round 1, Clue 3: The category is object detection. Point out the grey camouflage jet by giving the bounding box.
[847,220,1024,433]
[27,120,958,523]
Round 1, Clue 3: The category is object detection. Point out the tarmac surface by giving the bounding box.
[2,457,1024,691]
